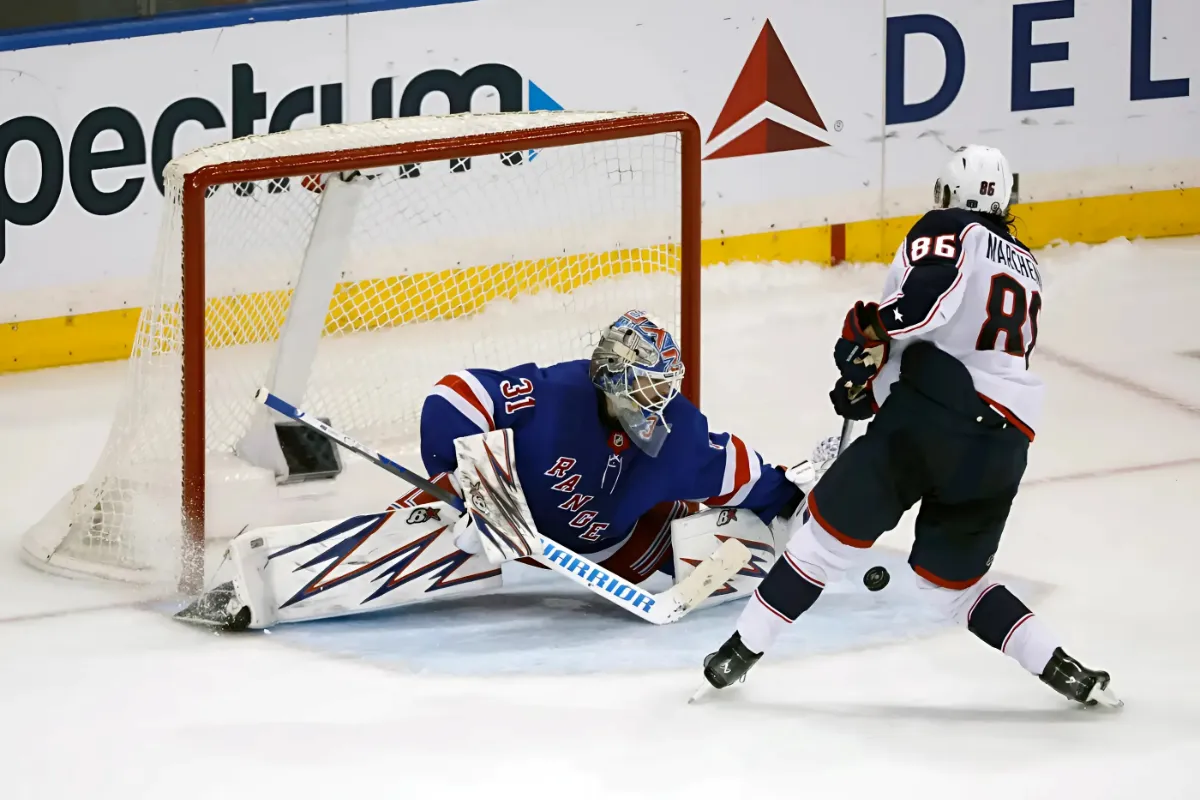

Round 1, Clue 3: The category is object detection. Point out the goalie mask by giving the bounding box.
[590,310,685,457]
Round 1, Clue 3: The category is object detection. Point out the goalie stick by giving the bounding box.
[254,388,750,625]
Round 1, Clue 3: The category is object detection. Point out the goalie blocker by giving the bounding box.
[177,428,794,630]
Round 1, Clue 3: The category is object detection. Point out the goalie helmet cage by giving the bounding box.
[21,110,702,592]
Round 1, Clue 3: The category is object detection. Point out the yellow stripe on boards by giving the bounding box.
[1,309,141,371]
[3,186,1197,374]
[843,215,922,264]
[3,246,679,371]
[323,246,677,337]
[700,225,831,265]
[1010,186,1200,248]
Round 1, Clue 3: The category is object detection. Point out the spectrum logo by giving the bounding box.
[371,64,563,162]
[0,61,565,263]
[371,63,563,119]
[705,20,836,160]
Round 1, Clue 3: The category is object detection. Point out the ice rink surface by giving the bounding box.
[2,237,1199,799]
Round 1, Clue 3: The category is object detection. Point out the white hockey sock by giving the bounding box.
[962,582,1063,676]
[736,507,857,654]
[737,590,793,654]
[1001,613,1061,676]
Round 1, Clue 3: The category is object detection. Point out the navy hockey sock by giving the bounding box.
[738,553,825,653]
[758,553,825,619]
[967,584,1060,675]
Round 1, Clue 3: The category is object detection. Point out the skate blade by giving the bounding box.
[1089,683,1124,709]
[688,683,714,704]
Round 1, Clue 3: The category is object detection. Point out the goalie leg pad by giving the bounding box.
[193,502,502,629]
[671,508,780,610]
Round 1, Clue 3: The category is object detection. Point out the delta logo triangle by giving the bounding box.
[705,20,832,160]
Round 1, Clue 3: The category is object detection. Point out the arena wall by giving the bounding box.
[1,0,1197,371]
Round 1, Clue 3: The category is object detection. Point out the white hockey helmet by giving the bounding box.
[934,145,1014,217]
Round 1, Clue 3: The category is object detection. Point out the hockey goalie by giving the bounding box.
[178,310,838,630]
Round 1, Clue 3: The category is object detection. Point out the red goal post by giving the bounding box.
[24,111,702,591]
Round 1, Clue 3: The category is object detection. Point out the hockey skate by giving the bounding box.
[174,581,252,632]
[690,631,762,703]
[1040,647,1122,708]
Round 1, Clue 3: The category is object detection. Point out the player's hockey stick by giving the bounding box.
[255,388,750,625]
[833,398,891,593]
[838,342,880,448]
[838,417,857,455]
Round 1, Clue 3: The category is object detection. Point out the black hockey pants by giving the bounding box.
[807,344,1031,588]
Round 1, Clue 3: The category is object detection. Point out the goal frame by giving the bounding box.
[177,111,703,590]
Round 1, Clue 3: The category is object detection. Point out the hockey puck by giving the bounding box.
[863,566,890,592]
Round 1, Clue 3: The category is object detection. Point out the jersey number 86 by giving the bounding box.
[976,273,1042,369]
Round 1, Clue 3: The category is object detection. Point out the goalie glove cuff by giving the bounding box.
[774,432,846,521]
[782,460,818,496]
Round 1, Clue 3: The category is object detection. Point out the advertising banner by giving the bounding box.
[0,0,1196,353]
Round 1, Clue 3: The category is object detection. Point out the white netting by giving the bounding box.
[22,112,687,585]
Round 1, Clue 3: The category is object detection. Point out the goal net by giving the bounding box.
[21,111,701,589]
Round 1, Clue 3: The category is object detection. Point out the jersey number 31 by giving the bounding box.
[500,378,536,413]
[976,273,1042,368]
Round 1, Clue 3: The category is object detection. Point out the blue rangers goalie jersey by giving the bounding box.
[419,360,800,555]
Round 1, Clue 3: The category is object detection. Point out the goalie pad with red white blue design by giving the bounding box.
[188,499,501,629]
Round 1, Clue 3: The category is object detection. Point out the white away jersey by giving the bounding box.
[870,208,1044,437]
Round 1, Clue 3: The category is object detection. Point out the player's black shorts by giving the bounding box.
[807,378,1030,588]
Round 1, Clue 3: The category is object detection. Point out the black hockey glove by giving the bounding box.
[834,301,888,386]
[829,378,875,421]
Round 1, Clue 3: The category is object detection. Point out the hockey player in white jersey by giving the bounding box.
[697,145,1122,708]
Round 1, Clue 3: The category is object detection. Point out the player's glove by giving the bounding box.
[834,301,888,386]
[829,378,875,420]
